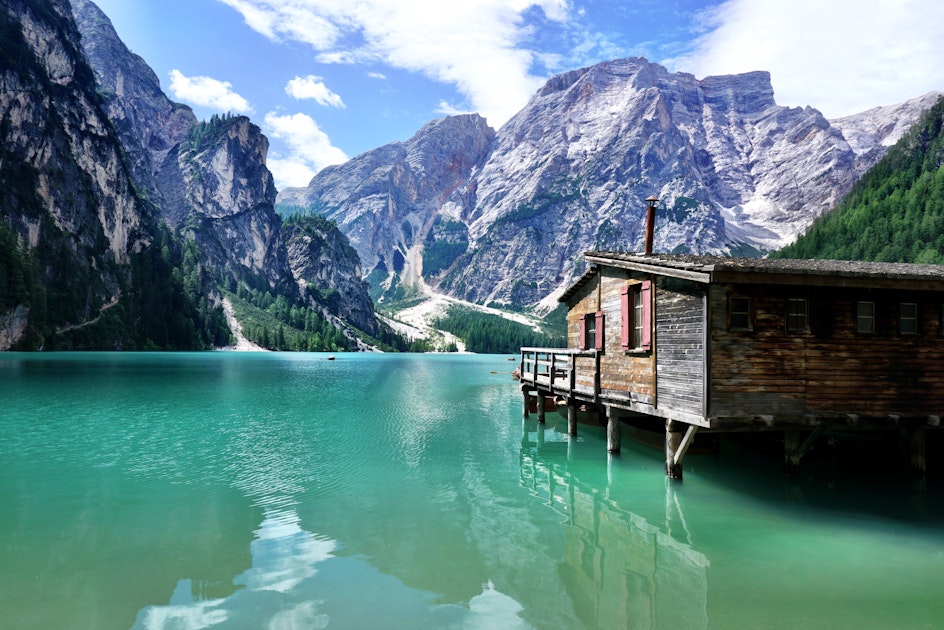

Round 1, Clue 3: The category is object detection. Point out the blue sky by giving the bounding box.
[91,0,944,191]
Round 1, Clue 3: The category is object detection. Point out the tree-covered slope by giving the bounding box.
[775,96,944,263]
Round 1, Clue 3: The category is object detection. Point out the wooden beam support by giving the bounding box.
[536,393,546,425]
[673,425,700,467]
[521,385,530,419]
[785,419,833,472]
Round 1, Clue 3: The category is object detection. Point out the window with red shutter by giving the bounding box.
[621,281,653,352]
[640,280,652,351]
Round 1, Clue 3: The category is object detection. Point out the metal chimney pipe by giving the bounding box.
[644,195,659,254]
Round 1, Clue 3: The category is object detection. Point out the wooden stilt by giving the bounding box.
[521,386,530,419]
[606,406,621,453]
[784,429,801,474]
[536,393,546,425]
[665,420,685,479]
[909,428,927,474]
[567,399,578,436]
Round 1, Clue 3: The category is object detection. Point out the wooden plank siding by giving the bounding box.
[708,284,944,420]
[655,278,706,417]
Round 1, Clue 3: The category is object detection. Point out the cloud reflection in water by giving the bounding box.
[133,508,530,629]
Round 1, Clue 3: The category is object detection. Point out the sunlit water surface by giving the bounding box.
[2,352,943,629]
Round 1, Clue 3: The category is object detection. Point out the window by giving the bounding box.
[900,302,918,335]
[621,281,652,351]
[857,301,876,334]
[786,298,808,333]
[585,313,596,349]
[729,296,751,330]
[579,312,604,350]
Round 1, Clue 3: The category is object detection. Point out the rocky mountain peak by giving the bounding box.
[70,0,196,208]
[277,113,495,293]
[699,70,776,114]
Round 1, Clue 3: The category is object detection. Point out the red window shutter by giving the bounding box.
[641,280,652,351]
[595,311,605,350]
[620,286,631,350]
[578,314,586,350]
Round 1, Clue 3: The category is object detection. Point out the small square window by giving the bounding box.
[786,298,808,333]
[729,296,751,329]
[900,303,918,335]
[857,301,876,334]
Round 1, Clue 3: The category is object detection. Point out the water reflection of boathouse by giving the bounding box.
[520,248,944,478]
[520,422,709,629]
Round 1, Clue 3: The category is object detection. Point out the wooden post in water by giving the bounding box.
[909,428,927,474]
[665,419,685,479]
[784,429,801,475]
[521,385,530,419]
[536,394,546,425]
[567,399,578,436]
[606,406,621,453]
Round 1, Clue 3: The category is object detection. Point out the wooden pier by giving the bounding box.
[520,253,944,479]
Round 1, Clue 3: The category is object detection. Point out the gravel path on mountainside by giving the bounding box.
[220,297,266,351]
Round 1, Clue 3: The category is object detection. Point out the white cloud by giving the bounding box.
[435,100,473,117]
[216,0,341,48]
[671,0,944,118]
[168,69,253,113]
[216,0,571,128]
[366,72,386,80]
[263,112,348,189]
[285,75,345,108]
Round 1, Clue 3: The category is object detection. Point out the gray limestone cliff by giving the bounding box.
[156,115,295,296]
[0,0,152,347]
[283,217,377,334]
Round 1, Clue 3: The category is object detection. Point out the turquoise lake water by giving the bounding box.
[2,352,944,629]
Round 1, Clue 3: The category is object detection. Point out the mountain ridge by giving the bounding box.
[281,55,941,311]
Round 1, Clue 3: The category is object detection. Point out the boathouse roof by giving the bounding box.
[560,252,944,302]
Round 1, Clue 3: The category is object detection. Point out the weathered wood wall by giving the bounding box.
[655,278,706,416]
[709,284,944,418]
[566,267,655,403]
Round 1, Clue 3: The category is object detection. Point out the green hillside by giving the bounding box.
[774,96,944,263]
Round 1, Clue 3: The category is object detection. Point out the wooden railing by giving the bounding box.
[519,347,600,401]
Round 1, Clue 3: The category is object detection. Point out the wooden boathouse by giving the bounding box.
[520,252,944,478]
